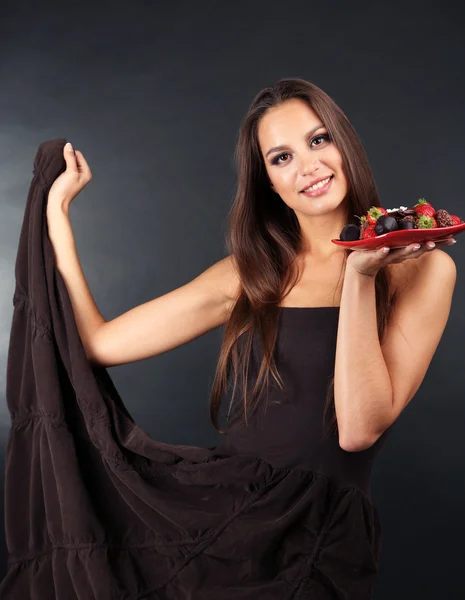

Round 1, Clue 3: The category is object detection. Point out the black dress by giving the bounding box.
[0,139,392,599]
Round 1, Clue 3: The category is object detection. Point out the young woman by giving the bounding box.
[36,78,457,598]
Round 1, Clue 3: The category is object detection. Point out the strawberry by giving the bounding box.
[414,198,436,218]
[450,215,462,225]
[366,206,388,226]
[415,214,437,229]
[361,224,377,240]
[358,215,368,228]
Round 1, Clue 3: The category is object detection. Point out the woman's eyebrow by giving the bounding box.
[264,123,325,158]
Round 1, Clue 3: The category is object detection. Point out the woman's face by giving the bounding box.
[257,98,349,217]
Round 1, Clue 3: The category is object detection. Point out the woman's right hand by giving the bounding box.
[47,142,92,214]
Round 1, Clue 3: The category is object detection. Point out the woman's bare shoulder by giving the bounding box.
[215,253,241,304]
[385,248,452,298]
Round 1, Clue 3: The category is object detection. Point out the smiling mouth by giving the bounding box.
[301,175,334,193]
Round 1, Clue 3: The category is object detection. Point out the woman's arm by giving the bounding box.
[334,248,456,452]
[47,205,106,360]
[47,205,240,368]
[90,253,239,368]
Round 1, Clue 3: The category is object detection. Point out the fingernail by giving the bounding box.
[65,142,73,151]
[450,239,457,244]
[413,244,421,250]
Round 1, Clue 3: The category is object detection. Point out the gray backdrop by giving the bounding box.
[0,1,464,598]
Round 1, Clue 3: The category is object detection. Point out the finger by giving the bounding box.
[63,142,78,171]
[383,244,422,263]
[435,239,456,248]
[416,240,455,251]
[74,150,92,178]
[408,242,437,257]
[405,242,429,252]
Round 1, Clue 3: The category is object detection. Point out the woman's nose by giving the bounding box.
[298,149,321,173]
[300,159,321,177]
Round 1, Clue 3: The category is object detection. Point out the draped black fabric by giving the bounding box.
[0,139,392,599]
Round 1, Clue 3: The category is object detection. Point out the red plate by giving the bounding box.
[331,223,465,251]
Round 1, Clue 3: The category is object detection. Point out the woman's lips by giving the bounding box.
[301,175,334,198]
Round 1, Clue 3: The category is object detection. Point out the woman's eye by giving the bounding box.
[272,153,290,165]
[311,133,330,147]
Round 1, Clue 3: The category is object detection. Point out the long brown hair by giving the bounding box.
[209,78,397,437]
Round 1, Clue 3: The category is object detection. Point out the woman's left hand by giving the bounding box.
[345,238,457,278]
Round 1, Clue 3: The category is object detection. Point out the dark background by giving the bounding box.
[1,1,464,597]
